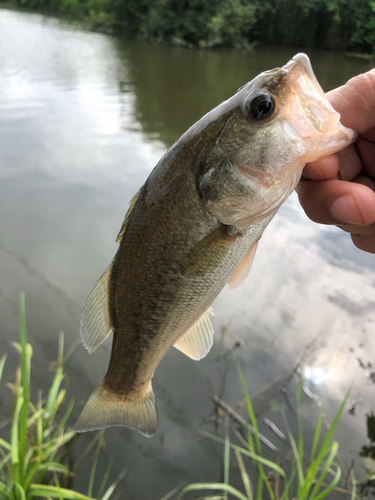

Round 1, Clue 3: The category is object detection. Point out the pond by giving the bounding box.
[0,6,374,499]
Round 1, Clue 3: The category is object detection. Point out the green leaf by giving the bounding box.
[177,483,249,500]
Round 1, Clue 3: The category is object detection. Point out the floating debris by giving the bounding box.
[302,385,319,401]
[263,418,286,440]
[212,396,278,452]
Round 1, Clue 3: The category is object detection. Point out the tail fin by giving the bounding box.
[74,383,158,437]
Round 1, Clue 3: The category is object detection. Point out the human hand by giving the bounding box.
[297,68,375,253]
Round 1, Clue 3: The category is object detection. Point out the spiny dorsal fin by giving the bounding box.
[116,187,143,243]
[174,308,214,360]
[80,263,113,354]
[228,240,258,290]
[74,381,158,437]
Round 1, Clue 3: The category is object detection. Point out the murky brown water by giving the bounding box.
[0,7,375,499]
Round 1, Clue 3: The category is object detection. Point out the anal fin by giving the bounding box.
[228,240,258,290]
[80,263,113,354]
[174,308,214,360]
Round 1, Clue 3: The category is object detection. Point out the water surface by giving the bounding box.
[0,7,375,498]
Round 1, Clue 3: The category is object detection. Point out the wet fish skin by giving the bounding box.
[74,54,356,436]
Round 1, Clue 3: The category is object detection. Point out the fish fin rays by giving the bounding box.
[80,263,113,354]
[180,226,233,275]
[174,308,214,360]
[74,382,158,437]
[228,240,258,290]
[116,187,143,243]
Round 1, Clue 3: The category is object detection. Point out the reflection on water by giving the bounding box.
[0,6,374,499]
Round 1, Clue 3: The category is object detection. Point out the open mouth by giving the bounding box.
[283,53,357,145]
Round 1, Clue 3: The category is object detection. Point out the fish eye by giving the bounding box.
[245,93,276,121]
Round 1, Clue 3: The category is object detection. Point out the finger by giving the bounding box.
[327,69,375,134]
[339,223,375,236]
[302,154,339,181]
[357,136,375,178]
[361,124,375,143]
[297,179,375,226]
[336,144,363,181]
[351,233,375,254]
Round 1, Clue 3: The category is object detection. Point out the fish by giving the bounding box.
[74,53,356,436]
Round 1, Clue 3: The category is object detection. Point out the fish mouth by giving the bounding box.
[283,53,356,142]
[279,53,357,164]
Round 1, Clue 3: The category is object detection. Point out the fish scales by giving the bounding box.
[75,54,356,436]
[106,147,257,393]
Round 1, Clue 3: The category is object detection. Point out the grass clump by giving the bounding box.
[178,354,353,500]
[0,293,122,500]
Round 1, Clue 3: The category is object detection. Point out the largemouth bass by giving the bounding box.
[74,54,356,436]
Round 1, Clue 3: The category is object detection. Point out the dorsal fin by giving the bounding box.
[228,240,258,290]
[174,308,214,360]
[80,262,113,354]
[116,187,143,243]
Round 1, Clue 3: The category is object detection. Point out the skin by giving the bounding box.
[297,68,375,253]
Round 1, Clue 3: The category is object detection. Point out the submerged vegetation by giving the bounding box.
[4,0,375,53]
[0,294,122,500]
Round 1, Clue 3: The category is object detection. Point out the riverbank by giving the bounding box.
[2,0,375,53]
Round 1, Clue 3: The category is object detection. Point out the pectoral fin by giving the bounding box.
[228,240,258,290]
[80,263,113,354]
[116,187,143,243]
[180,225,237,277]
[174,308,214,360]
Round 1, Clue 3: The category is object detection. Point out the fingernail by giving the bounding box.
[330,194,362,225]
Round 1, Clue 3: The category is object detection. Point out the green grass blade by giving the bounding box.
[316,390,350,463]
[223,417,230,500]
[0,438,12,452]
[312,463,341,500]
[88,430,105,497]
[29,484,94,499]
[24,462,71,492]
[11,395,24,486]
[45,366,64,419]
[42,430,76,461]
[233,355,261,455]
[234,449,253,500]
[177,483,249,500]
[282,412,304,490]
[198,430,286,478]
[101,469,126,500]
[63,338,81,364]
[19,292,31,481]
[77,429,103,463]
[0,354,7,385]
[296,377,304,464]
[308,442,340,499]
[14,481,27,500]
[51,399,75,443]
[310,407,324,462]
[0,481,13,498]
[22,447,34,477]
[233,354,266,498]
[279,467,296,500]
[97,459,113,499]
[0,451,12,470]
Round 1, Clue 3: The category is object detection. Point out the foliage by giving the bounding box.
[178,355,355,500]
[7,0,375,52]
[0,293,122,500]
